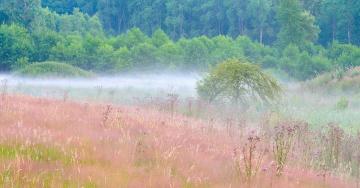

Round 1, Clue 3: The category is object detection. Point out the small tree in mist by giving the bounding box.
[197,59,281,107]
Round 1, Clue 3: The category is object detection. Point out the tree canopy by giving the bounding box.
[0,0,359,80]
[197,59,281,105]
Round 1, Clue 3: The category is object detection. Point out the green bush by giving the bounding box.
[15,61,95,78]
[12,57,29,70]
[279,45,332,80]
[197,59,282,106]
[0,24,33,71]
[335,97,349,110]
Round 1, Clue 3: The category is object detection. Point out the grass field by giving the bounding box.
[0,95,356,187]
[0,74,359,187]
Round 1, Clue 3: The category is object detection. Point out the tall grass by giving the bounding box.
[0,95,356,187]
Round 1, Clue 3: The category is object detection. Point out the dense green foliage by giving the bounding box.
[276,0,319,48]
[16,61,94,78]
[36,0,360,46]
[0,0,360,80]
[197,59,281,105]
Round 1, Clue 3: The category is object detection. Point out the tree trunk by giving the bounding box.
[179,8,184,37]
[346,12,354,44]
[238,17,243,35]
[332,18,336,42]
[259,27,263,44]
[347,24,351,44]
[239,19,244,35]
[218,20,222,35]
[117,10,124,34]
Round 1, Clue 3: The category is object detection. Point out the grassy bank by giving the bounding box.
[15,62,95,78]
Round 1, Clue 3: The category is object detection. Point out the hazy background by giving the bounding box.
[1,73,359,132]
[0,74,200,104]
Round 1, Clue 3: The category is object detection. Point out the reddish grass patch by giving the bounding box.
[0,95,355,187]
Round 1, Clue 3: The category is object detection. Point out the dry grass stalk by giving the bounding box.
[101,104,112,127]
[273,122,298,176]
[234,132,267,181]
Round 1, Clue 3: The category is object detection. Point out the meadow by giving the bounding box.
[0,73,359,187]
[1,0,360,187]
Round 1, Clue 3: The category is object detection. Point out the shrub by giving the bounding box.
[197,59,281,107]
[328,42,360,69]
[12,57,29,70]
[15,61,95,78]
[279,45,332,80]
[335,97,349,110]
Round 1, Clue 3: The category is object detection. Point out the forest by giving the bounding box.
[0,0,360,80]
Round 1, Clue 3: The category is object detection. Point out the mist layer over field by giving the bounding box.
[0,74,200,103]
[1,73,360,131]
[0,74,199,91]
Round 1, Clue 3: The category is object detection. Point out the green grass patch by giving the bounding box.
[15,61,95,78]
[0,143,73,164]
[0,169,98,188]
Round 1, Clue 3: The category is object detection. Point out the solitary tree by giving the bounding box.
[197,59,281,107]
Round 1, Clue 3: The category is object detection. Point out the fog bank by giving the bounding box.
[0,74,201,101]
[0,74,200,89]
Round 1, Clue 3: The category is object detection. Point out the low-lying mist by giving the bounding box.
[0,74,200,90]
[2,73,360,132]
[0,73,201,103]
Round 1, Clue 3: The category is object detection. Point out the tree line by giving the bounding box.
[0,0,360,80]
[38,0,360,46]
